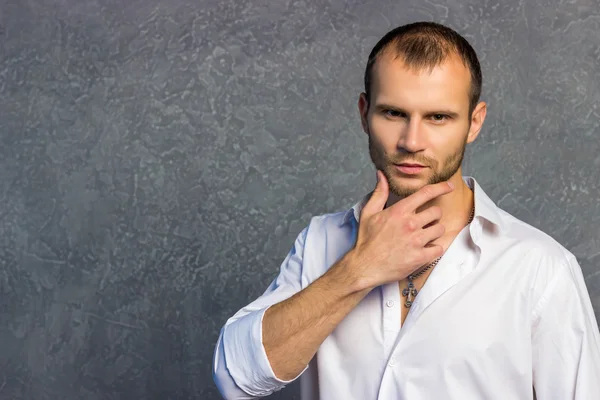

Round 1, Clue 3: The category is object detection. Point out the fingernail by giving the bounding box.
[448,181,454,189]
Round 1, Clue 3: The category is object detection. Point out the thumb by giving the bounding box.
[361,170,389,218]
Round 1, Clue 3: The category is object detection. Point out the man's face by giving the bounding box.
[359,52,484,200]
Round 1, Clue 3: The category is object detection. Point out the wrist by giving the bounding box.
[329,250,374,295]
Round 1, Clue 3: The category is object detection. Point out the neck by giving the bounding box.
[386,174,474,235]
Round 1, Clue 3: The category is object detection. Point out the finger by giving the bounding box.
[420,223,446,246]
[406,243,445,275]
[360,170,389,219]
[421,244,445,264]
[414,206,442,229]
[404,181,454,212]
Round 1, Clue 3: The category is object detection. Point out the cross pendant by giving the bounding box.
[401,279,418,308]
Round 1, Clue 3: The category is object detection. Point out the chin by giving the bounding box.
[388,176,427,196]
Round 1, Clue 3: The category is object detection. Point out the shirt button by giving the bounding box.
[386,300,394,307]
[388,359,395,367]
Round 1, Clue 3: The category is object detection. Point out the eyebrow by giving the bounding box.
[374,103,460,119]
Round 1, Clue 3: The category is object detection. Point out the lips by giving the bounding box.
[395,163,427,175]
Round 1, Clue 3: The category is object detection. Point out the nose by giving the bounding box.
[397,117,426,153]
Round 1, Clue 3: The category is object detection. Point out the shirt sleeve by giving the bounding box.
[531,252,600,399]
[213,225,311,399]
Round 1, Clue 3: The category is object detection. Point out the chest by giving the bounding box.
[316,271,534,400]
[325,265,533,371]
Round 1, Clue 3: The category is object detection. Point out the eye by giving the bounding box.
[430,114,449,122]
[383,109,404,118]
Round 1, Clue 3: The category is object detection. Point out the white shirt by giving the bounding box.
[213,176,600,399]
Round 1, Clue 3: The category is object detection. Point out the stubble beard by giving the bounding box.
[367,126,468,199]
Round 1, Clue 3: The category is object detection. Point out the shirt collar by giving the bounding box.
[339,176,506,233]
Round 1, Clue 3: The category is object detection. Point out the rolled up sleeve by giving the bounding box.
[531,253,600,399]
[213,226,310,399]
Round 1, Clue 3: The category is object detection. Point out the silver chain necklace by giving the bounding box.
[402,204,475,308]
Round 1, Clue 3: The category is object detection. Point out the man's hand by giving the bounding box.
[347,170,455,291]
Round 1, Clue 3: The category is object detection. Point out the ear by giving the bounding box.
[358,93,370,135]
[467,101,487,144]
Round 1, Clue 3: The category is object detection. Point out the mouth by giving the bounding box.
[394,163,427,175]
[397,163,425,167]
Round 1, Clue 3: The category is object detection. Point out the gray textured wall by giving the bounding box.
[1,0,599,399]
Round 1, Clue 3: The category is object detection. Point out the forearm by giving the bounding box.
[262,251,371,381]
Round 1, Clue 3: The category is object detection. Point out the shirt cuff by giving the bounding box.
[222,306,309,397]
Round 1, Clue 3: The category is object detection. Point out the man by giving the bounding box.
[212,21,600,399]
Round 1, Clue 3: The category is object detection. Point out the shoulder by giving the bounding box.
[493,207,581,297]
[300,209,353,243]
[285,206,354,256]
[500,207,574,261]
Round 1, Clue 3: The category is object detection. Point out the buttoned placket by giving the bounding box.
[381,282,402,359]
[377,220,482,398]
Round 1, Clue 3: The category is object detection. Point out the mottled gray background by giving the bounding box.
[0,0,599,399]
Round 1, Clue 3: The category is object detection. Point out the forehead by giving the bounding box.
[371,53,472,111]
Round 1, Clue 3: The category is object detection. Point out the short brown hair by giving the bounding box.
[364,21,482,114]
